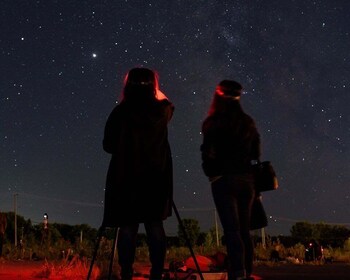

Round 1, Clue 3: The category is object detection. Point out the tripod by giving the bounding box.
[87,201,204,280]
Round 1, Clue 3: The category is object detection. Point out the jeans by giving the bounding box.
[211,174,255,280]
[117,221,166,280]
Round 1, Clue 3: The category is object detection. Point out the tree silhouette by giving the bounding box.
[177,218,200,247]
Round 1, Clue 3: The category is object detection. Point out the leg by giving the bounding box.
[239,224,254,277]
[211,176,245,280]
[144,221,166,280]
[237,178,255,277]
[117,224,139,280]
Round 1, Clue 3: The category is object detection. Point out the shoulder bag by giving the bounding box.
[253,160,279,192]
[250,194,268,230]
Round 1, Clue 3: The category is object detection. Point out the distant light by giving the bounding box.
[92,53,97,58]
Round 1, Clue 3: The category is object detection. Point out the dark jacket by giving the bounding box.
[200,107,260,178]
[102,99,174,227]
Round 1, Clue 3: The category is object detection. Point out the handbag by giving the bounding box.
[253,160,278,192]
[250,195,268,230]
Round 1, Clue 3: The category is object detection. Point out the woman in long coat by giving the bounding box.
[102,67,174,280]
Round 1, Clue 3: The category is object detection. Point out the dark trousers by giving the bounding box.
[211,174,255,280]
[117,221,166,280]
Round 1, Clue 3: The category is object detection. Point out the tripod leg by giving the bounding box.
[87,226,104,280]
[172,201,204,280]
[108,227,119,280]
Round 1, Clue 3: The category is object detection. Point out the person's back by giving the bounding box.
[201,80,260,280]
[102,67,174,280]
[201,110,259,177]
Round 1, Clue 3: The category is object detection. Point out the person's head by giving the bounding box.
[122,67,159,103]
[215,80,243,99]
[208,79,243,116]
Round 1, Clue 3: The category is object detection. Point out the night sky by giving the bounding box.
[1,1,349,236]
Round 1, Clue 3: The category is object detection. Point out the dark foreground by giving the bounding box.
[0,260,349,280]
[161,263,350,280]
[253,262,350,280]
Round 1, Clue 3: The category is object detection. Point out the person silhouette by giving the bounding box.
[200,80,261,280]
[102,67,174,280]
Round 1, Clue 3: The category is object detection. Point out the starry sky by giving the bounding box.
[1,1,349,236]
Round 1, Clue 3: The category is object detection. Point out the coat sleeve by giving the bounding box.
[103,107,122,154]
[161,99,175,122]
[200,118,222,178]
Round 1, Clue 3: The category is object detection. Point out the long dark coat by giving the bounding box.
[102,99,174,227]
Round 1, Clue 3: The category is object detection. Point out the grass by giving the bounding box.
[3,240,350,279]
[34,254,100,280]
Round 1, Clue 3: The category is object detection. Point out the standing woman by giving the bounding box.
[102,67,174,280]
[200,80,261,280]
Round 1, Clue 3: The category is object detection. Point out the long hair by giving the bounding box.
[121,67,159,104]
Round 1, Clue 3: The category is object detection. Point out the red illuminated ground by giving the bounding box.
[1,259,349,279]
[0,259,101,280]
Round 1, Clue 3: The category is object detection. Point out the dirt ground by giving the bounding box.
[0,259,45,279]
[0,259,100,280]
[0,259,350,280]
[253,262,350,280]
